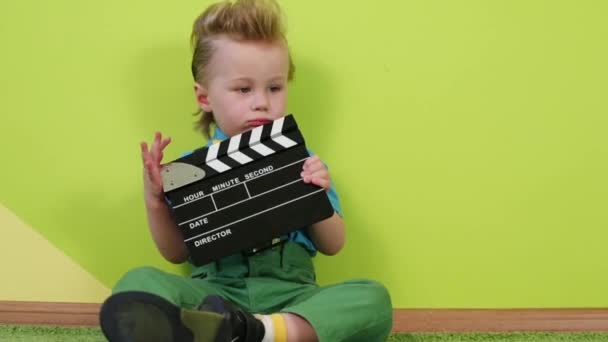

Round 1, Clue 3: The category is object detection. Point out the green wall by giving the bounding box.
[1,0,607,307]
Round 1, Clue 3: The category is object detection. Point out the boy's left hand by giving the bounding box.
[301,155,331,191]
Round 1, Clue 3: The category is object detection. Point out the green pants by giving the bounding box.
[113,242,393,342]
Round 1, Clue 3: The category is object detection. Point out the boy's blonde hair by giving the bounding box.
[191,0,295,138]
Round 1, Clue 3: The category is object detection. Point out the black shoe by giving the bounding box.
[99,291,226,342]
[198,295,265,342]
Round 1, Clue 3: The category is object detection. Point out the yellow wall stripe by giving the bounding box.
[0,204,110,302]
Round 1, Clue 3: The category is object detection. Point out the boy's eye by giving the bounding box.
[237,87,251,93]
[270,85,282,92]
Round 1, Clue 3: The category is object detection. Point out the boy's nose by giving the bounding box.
[251,92,269,112]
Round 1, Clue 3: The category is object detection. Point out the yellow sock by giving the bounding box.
[270,314,287,342]
[260,314,287,342]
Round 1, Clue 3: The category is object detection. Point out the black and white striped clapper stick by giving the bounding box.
[160,114,334,266]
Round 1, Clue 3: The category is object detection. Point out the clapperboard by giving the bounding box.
[160,114,334,266]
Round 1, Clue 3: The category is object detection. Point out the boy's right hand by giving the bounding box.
[141,132,172,204]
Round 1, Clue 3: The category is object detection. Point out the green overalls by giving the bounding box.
[113,241,393,341]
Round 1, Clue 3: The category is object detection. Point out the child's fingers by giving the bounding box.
[142,133,169,165]
[152,137,170,164]
[142,134,169,185]
[300,168,317,179]
[302,162,327,178]
[151,132,162,161]
[311,177,330,190]
[152,132,161,148]
[144,160,156,173]
[302,156,314,169]
[301,173,330,188]
[301,166,327,177]
[301,163,328,177]
[141,142,154,166]
[302,162,327,174]
[307,169,330,182]
[143,164,153,182]
[160,137,171,151]
[303,155,320,170]
[141,141,149,158]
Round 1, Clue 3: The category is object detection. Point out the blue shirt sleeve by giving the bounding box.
[326,181,343,218]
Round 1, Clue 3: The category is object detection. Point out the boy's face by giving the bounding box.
[195,37,290,137]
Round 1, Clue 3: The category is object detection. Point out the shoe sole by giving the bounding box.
[100,291,229,342]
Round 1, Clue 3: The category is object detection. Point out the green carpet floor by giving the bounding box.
[1,325,608,341]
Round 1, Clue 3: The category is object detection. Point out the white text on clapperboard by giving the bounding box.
[194,229,232,247]
[183,165,275,247]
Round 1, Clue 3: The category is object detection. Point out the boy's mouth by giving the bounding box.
[247,119,272,128]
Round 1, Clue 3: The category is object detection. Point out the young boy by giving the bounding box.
[100,1,392,341]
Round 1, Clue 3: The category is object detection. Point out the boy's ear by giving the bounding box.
[194,83,212,112]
